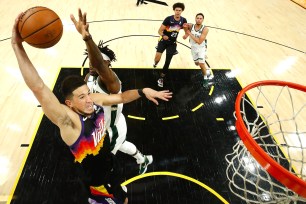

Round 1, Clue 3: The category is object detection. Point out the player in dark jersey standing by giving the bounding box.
[153,2,188,87]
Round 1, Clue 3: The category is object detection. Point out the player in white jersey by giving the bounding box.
[75,18,153,174]
[84,42,153,175]
[184,13,209,86]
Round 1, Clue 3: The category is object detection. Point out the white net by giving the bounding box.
[226,83,306,203]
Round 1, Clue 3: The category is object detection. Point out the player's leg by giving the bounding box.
[199,62,209,86]
[119,141,153,175]
[198,49,209,86]
[191,47,199,66]
[154,52,162,68]
[154,40,166,68]
[108,154,128,204]
[88,154,127,204]
[163,42,177,72]
[192,47,209,86]
[109,114,127,155]
[157,53,173,87]
[198,47,208,76]
[157,42,176,87]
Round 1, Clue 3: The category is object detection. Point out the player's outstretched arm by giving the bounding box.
[142,88,172,105]
[71,8,120,93]
[91,88,173,106]
[12,13,73,131]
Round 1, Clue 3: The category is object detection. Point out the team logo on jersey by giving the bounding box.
[92,119,105,147]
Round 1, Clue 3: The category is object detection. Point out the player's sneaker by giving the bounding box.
[122,185,127,193]
[157,78,164,87]
[202,78,209,87]
[173,50,179,55]
[153,64,157,68]
[139,155,153,175]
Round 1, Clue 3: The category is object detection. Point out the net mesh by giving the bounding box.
[226,83,306,203]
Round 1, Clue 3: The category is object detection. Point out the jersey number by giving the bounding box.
[171,32,178,38]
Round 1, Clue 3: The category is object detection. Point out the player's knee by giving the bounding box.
[199,62,206,67]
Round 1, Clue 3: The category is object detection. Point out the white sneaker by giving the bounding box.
[121,185,127,193]
[139,155,153,174]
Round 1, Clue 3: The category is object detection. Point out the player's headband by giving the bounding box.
[101,53,110,61]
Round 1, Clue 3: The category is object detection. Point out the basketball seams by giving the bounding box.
[19,8,50,34]
[22,18,61,40]
[18,6,63,48]
[28,26,63,47]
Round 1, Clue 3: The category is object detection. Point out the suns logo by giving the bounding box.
[92,118,105,147]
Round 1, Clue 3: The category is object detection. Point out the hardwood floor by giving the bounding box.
[0,0,305,203]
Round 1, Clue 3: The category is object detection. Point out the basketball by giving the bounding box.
[18,6,63,49]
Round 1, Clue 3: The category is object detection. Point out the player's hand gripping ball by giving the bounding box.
[18,6,63,48]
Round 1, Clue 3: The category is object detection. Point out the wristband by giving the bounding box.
[83,34,92,41]
[138,89,145,97]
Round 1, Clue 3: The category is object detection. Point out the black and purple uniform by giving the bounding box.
[69,104,126,204]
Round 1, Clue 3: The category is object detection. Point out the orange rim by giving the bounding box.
[235,80,306,198]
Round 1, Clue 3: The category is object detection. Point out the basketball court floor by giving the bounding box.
[0,0,305,203]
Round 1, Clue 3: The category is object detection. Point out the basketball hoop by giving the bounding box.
[226,80,306,203]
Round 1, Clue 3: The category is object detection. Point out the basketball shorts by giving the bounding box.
[89,154,127,204]
[191,46,206,64]
[108,113,127,154]
[156,39,177,55]
[88,196,123,204]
